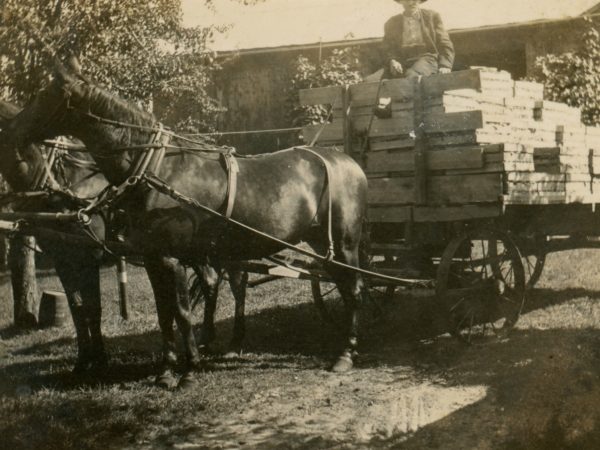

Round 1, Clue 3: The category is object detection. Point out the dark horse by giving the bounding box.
[1,99,248,381]
[0,99,110,373]
[3,64,369,384]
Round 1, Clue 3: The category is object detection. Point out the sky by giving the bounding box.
[181,0,600,51]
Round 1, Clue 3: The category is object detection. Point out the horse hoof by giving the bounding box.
[223,346,242,359]
[72,361,90,376]
[198,344,216,355]
[331,355,354,373]
[155,370,178,390]
[178,372,199,391]
[90,356,109,374]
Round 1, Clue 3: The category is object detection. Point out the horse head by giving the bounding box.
[0,99,49,191]
[7,60,156,184]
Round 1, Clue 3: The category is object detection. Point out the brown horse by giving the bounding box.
[0,99,109,373]
[3,64,369,386]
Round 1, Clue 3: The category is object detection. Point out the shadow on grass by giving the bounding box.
[1,282,599,449]
[1,286,597,390]
[368,327,600,449]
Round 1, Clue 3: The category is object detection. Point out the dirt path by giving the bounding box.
[166,366,486,448]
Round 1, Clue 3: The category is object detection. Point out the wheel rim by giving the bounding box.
[523,251,546,289]
[436,228,526,343]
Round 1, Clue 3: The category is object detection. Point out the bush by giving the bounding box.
[286,47,363,127]
[533,17,600,126]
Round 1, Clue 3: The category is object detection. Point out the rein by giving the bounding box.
[56,86,347,271]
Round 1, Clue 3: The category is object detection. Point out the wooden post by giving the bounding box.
[8,235,39,328]
[413,77,428,205]
[341,84,352,155]
[117,256,129,320]
[0,236,8,270]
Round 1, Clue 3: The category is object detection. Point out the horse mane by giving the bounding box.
[68,75,156,132]
[61,72,221,155]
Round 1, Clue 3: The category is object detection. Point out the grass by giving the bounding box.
[0,250,599,449]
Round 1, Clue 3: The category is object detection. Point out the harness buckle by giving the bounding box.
[77,209,92,225]
[127,176,141,186]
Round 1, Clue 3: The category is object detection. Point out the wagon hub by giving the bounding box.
[494,278,506,296]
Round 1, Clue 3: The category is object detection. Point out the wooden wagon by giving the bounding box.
[291,67,600,340]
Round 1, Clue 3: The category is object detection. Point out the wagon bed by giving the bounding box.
[295,67,600,339]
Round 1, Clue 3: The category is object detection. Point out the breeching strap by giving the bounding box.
[296,146,335,261]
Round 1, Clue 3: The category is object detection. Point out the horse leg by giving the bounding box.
[78,260,107,372]
[53,261,94,374]
[193,263,221,351]
[146,255,203,389]
[325,246,365,373]
[144,255,180,389]
[171,260,204,389]
[225,268,248,357]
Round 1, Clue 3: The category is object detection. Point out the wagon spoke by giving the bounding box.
[438,228,526,343]
[449,295,467,312]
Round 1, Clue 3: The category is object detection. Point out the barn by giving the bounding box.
[197,0,600,152]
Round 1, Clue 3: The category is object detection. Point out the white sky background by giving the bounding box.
[182,0,599,51]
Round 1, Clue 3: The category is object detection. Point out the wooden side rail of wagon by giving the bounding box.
[298,67,600,341]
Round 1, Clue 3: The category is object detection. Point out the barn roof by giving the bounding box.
[183,0,600,52]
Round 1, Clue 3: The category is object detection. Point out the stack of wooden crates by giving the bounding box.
[300,68,600,223]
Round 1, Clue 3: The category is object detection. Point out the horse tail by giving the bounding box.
[189,263,223,311]
[358,213,371,271]
[188,267,205,311]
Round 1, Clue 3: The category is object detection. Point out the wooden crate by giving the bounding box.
[298,67,600,223]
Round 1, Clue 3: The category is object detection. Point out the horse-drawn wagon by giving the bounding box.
[3,64,600,380]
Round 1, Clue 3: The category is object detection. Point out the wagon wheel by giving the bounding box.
[436,228,526,343]
[523,250,546,289]
[518,235,548,289]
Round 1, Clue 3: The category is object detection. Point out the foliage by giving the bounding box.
[0,0,223,132]
[532,17,600,126]
[286,47,363,127]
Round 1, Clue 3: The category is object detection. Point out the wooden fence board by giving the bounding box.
[368,173,503,205]
[368,206,412,223]
[413,204,502,222]
[369,138,415,151]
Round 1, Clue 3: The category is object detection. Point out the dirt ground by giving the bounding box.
[1,249,600,449]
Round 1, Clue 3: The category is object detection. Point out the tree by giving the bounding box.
[0,0,223,131]
[532,17,600,126]
[0,0,225,327]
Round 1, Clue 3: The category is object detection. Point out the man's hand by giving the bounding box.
[390,59,403,76]
[439,67,451,74]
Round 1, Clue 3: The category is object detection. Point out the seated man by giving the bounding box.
[382,0,454,79]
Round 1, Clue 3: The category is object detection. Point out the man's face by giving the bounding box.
[397,0,420,13]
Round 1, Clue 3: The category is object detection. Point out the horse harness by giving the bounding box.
[69,122,337,261]
[80,123,241,222]
[0,137,91,207]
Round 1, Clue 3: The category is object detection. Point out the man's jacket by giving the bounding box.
[382,8,455,69]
